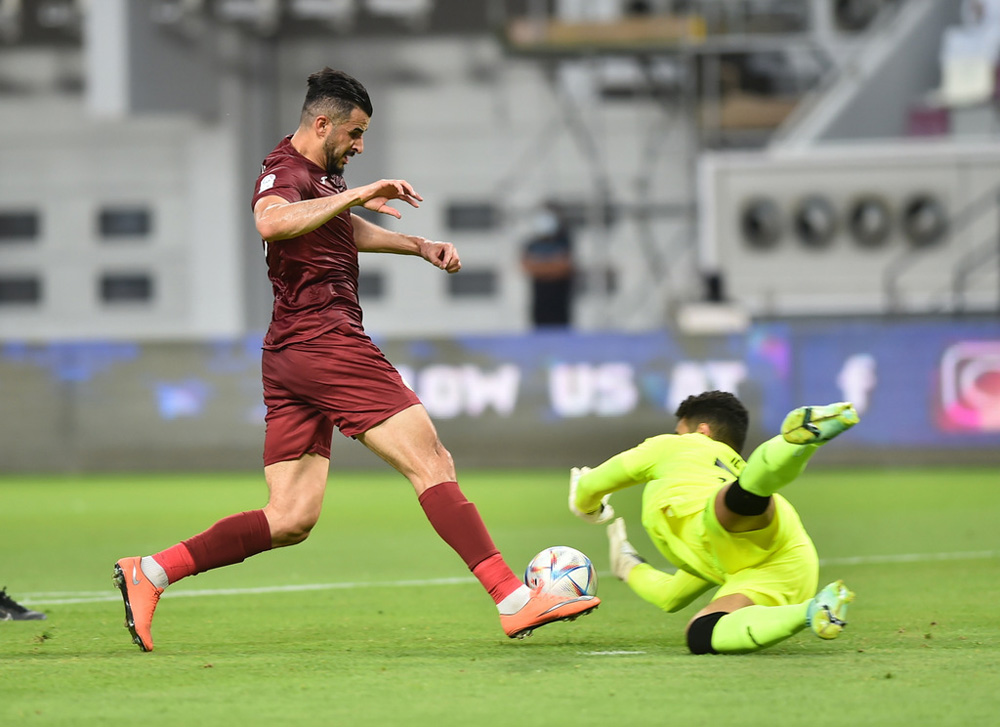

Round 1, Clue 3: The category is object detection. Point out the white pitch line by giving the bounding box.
[23,576,478,606]
[20,550,1000,606]
[820,550,1000,567]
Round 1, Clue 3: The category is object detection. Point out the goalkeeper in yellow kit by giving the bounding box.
[569,390,859,654]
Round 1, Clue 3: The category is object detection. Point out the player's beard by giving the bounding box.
[323,138,346,176]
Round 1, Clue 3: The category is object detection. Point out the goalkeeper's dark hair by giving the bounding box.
[300,67,373,125]
[674,390,749,453]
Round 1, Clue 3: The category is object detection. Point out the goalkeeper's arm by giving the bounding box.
[628,564,713,613]
[609,517,712,611]
[569,454,643,523]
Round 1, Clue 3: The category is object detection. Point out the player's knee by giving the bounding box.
[268,512,320,547]
[430,439,454,472]
[281,522,315,545]
[408,442,456,494]
[686,612,727,655]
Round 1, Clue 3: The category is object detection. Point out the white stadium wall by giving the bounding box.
[698,141,1000,316]
[0,98,245,341]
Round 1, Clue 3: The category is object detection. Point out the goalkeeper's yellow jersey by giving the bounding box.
[621,432,746,519]
[603,432,812,586]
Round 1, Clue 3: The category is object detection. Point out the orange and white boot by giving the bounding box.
[113,556,164,652]
[500,587,599,639]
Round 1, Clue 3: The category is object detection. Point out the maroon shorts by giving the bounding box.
[261,324,421,466]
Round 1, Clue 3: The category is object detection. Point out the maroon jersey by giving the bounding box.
[251,136,361,349]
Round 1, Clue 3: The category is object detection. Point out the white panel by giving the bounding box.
[701,141,1000,315]
[0,96,243,340]
[83,0,130,119]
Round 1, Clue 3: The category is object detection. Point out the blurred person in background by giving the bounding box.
[521,201,575,328]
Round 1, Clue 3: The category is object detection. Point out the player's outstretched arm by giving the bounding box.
[608,518,712,611]
[352,216,461,273]
[569,453,645,526]
[415,238,461,273]
[568,467,615,524]
[255,178,421,242]
[352,178,423,219]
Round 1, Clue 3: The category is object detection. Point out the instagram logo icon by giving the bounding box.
[939,341,1000,431]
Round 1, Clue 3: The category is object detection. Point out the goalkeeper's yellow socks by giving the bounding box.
[704,603,809,653]
[738,403,859,499]
[688,583,855,653]
[738,435,818,498]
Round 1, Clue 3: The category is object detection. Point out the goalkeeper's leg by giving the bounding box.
[686,582,854,654]
[738,402,859,500]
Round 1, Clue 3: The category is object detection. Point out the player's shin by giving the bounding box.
[690,603,810,654]
[418,481,523,604]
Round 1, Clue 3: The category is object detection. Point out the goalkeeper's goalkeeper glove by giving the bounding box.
[568,466,615,524]
[607,517,646,581]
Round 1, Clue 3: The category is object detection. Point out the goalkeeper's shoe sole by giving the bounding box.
[113,557,163,652]
[501,589,599,640]
[807,580,854,640]
[781,402,859,444]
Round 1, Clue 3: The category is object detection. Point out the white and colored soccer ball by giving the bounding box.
[524,546,597,597]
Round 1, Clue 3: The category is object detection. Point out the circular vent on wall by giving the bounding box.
[794,195,838,248]
[739,197,782,249]
[848,195,892,248]
[901,194,948,248]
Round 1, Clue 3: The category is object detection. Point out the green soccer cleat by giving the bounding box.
[781,402,859,444]
[807,580,854,640]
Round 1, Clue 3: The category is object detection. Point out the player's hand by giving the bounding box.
[568,466,615,524]
[358,179,423,219]
[418,238,462,273]
[608,517,646,581]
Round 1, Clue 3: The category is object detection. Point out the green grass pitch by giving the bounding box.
[1,466,998,726]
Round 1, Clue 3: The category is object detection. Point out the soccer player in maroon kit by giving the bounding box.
[113,67,598,651]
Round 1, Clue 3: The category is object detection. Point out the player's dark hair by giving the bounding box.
[674,390,749,453]
[301,67,373,125]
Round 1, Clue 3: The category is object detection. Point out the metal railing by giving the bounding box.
[884,186,1000,314]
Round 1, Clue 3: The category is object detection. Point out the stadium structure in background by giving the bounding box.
[0,316,995,472]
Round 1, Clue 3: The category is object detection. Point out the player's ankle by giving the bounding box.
[497,585,530,615]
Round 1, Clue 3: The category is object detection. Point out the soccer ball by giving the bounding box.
[524,546,597,597]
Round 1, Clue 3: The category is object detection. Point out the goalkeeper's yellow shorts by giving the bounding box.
[643,491,819,607]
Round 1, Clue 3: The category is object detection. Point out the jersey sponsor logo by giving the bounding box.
[259,173,276,193]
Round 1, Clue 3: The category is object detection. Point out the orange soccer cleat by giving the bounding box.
[500,587,599,639]
[113,557,164,652]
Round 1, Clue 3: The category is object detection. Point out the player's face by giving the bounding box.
[322,107,369,175]
[675,418,692,435]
